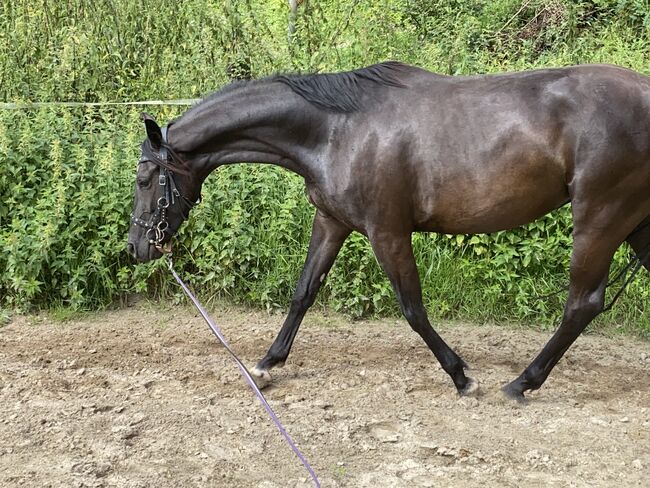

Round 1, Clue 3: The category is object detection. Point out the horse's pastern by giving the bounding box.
[501,383,527,404]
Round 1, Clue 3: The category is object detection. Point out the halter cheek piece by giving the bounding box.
[130,126,199,253]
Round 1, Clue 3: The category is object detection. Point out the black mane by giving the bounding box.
[198,61,410,113]
[275,61,409,112]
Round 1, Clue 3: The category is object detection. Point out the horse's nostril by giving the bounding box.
[127,242,136,258]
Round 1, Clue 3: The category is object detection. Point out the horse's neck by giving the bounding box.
[170,81,327,181]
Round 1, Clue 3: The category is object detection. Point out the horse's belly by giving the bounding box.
[416,173,570,234]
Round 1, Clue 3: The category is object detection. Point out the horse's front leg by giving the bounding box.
[368,230,477,395]
[251,210,350,386]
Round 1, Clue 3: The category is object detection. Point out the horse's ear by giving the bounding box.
[141,112,163,149]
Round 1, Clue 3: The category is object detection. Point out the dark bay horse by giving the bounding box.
[127,62,650,402]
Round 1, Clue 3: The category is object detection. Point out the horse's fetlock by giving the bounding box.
[522,367,544,390]
[267,349,287,365]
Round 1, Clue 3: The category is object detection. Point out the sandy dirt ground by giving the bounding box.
[0,304,648,488]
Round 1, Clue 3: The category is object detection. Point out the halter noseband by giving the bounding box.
[130,126,199,253]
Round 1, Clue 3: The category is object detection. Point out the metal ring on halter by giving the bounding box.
[155,227,165,244]
[157,196,169,208]
[146,227,158,243]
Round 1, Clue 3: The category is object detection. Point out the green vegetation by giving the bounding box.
[1,1,649,335]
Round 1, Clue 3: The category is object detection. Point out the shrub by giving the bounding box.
[1,1,648,335]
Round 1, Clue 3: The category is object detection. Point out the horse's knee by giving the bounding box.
[290,295,308,311]
[401,306,417,324]
[401,303,427,325]
[290,289,315,312]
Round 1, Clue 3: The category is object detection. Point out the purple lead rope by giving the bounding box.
[167,256,321,488]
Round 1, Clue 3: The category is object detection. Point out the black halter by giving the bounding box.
[130,127,199,252]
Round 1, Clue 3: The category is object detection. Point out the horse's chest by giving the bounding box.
[305,182,364,231]
[306,183,339,217]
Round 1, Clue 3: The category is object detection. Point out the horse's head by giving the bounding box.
[127,113,200,263]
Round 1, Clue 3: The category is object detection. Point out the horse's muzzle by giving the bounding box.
[126,240,164,263]
[127,242,137,259]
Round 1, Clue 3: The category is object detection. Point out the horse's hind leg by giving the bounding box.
[626,215,650,272]
[503,205,645,402]
[369,231,476,395]
[251,210,350,386]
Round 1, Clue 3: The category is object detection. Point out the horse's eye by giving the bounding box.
[137,178,150,189]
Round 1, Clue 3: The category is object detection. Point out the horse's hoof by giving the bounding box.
[251,366,272,389]
[459,377,479,396]
[501,383,527,404]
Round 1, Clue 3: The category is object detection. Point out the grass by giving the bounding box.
[0,308,10,326]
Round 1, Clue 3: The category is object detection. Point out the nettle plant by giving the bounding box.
[0,0,648,336]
